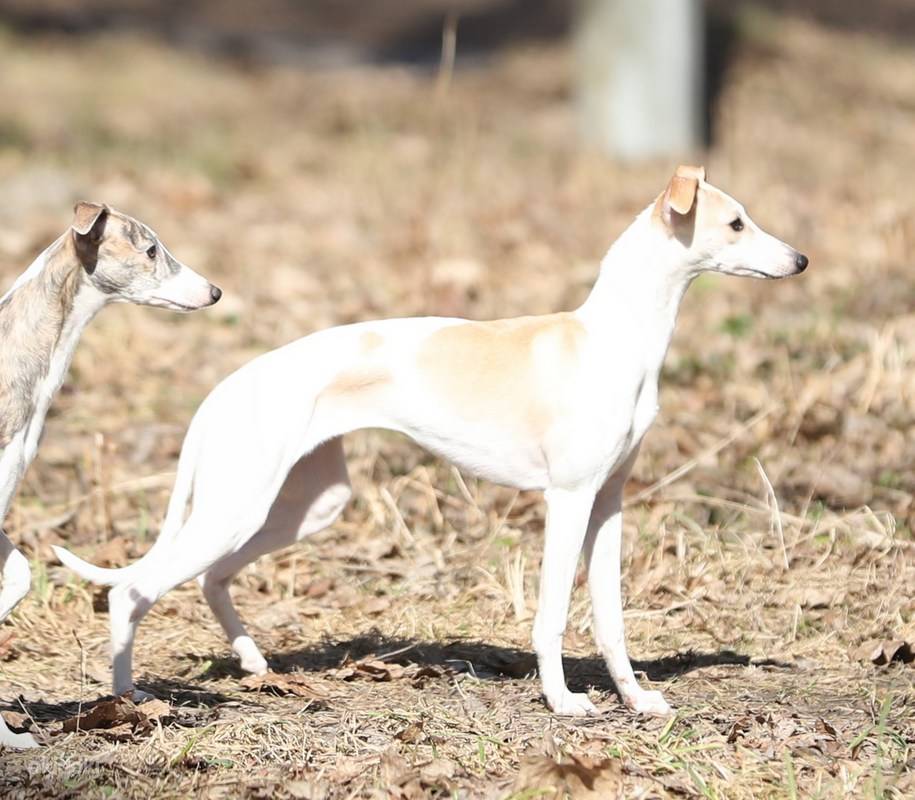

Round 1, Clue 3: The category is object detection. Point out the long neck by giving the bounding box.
[0,234,107,401]
[577,205,694,369]
[39,236,108,374]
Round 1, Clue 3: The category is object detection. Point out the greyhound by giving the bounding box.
[0,202,220,747]
[57,167,807,719]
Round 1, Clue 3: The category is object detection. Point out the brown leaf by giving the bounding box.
[0,709,31,731]
[55,696,173,740]
[362,596,391,615]
[60,697,142,734]
[304,577,334,598]
[379,748,414,789]
[850,639,914,666]
[410,665,442,688]
[395,720,424,744]
[331,656,405,682]
[795,587,846,609]
[0,629,18,662]
[92,536,130,567]
[512,753,624,799]
[137,698,173,723]
[240,671,329,699]
[726,717,752,744]
[419,758,456,782]
[98,722,136,742]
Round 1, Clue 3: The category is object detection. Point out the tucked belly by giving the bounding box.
[404,417,552,490]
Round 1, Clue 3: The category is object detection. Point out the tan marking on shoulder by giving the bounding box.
[416,313,586,438]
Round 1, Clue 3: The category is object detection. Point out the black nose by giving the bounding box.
[210,286,222,303]
[795,253,809,272]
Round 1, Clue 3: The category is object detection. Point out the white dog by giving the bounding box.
[0,203,220,748]
[56,167,807,718]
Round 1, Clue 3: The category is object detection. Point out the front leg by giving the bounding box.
[583,478,672,717]
[532,486,599,716]
[0,531,30,623]
[0,434,30,622]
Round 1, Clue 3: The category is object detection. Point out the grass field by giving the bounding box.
[0,8,914,798]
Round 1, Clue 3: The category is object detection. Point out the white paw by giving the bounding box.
[124,687,155,703]
[548,691,600,717]
[624,689,672,717]
[240,656,269,676]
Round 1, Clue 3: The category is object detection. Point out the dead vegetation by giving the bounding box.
[0,8,913,798]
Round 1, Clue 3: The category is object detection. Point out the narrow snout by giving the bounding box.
[151,265,222,311]
[794,253,809,273]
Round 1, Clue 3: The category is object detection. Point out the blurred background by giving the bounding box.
[1,2,913,797]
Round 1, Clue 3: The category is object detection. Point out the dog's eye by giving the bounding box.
[729,217,744,232]
[146,244,157,259]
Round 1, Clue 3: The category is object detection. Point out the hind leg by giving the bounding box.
[109,508,271,697]
[197,437,351,676]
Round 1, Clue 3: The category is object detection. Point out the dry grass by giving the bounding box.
[0,9,914,798]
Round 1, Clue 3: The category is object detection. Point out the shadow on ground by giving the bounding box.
[187,630,794,695]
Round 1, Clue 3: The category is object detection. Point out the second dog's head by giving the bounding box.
[655,166,808,280]
[70,202,221,311]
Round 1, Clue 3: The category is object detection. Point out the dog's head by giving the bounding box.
[654,166,808,279]
[70,202,221,311]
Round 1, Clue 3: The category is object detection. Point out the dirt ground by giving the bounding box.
[0,6,913,798]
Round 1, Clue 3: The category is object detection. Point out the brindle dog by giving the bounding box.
[0,203,220,748]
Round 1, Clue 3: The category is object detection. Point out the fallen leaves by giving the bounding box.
[36,696,175,742]
[4,696,174,744]
[240,671,330,700]
[511,753,625,799]
[374,748,458,799]
[329,655,447,687]
[91,535,131,567]
[0,630,18,662]
[724,711,851,760]
[850,639,915,666]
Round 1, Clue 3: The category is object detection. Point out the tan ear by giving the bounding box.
[665,175,698,216]
[72,201,108,237]
[675,164,706,182]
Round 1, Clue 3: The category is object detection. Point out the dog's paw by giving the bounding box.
[240,656,269,676]
[625,689,672,717]
[548,691,600,717]
[233,637,268,676]
[125,687,156,703]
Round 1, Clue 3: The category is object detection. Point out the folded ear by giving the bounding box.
[675,164,706,182]
[72,201,109,238]
[665,175,699,216]
[664,165,705,217]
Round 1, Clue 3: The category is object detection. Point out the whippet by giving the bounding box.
[0,203,220,747]
[56,167,807,718]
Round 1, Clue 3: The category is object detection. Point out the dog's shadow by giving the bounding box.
[190,630,793,696]
[0,677,236,732]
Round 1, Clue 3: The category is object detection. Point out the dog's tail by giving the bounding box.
[52,545,134,586]
[53,414,204,587]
